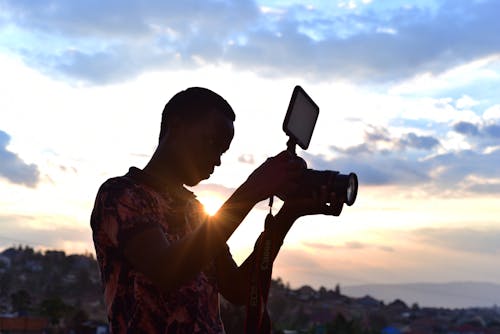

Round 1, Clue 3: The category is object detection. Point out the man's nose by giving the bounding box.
[214,155,221,167]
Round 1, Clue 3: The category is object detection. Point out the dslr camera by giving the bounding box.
[281,86,358,208]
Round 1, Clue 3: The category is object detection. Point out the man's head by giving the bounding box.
[158,87,235,186]
[159,87,235,142]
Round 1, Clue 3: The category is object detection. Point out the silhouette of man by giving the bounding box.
[90,87,343,333]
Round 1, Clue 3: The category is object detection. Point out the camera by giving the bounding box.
[282,86,358,207]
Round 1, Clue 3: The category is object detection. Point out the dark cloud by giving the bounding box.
[453,120,500,139]
[426,149,500,187]
[227,5,486,84]
[2,0,259,37]
[484,124,500,138]
[2,0,500,84]
[453,121,480,136]
[398,133,440,151]
[365,126,391,143]
[305,123,500,194]
[2,0,260,83]
[306,151,430,186]
[0,130,40,187]
[327,125,441,187]
[332,126,441,156]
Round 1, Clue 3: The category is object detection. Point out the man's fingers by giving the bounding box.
[329,193,344,216]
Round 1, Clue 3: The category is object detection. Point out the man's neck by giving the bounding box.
[143,157,183,191]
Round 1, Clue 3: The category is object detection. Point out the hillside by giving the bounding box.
[1,246,500,334]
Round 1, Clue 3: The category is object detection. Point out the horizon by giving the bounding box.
[1,0,499,310]
[2,244,500,309]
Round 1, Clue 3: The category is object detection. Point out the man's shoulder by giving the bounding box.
[96,169,159,203]
[98,174,137,196]
[91,170,163,229]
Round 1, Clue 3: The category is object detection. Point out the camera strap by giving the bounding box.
[245,197,276,334]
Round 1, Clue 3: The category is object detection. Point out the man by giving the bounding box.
[91,87,343,333]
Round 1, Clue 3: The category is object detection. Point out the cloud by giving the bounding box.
[325,125,439,186]
[453,121,480,136]
[303,241,394,252]
[453,120,500,139]
[2,0,500,84]
[398,133,440,151]
[332,125,441,156]
[305,121,500,194]
[0,214,92,251]
[0,130,40,187]
[411,227,500,255]
[484,123,500,138]
[426,149,500,188]
[190,182,236,198]
[450,118,500,154]
[238,154,255,164]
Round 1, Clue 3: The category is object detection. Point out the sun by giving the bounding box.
[198,193,224,216]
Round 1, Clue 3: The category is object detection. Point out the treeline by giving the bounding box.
[0,245,105,329]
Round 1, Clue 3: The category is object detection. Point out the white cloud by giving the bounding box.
[2,0,500,84]
[455,95,480,110]
[483,104,500,121]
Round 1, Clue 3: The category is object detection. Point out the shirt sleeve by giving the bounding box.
[91,178,163,249]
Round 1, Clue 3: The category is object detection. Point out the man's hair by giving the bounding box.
[159,87,235,142]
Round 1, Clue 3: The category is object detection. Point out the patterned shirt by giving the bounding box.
[91,167,227,333]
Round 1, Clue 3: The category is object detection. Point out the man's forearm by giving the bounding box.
[222,209,298,304]
[167,182,259,280]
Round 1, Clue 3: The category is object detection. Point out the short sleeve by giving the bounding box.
[91,178,162,249]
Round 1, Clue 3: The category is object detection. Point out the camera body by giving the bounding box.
[282,86,358,207]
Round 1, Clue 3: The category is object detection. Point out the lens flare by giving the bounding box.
[198,193,224,216]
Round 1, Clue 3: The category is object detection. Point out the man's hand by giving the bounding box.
[243,151,304,203]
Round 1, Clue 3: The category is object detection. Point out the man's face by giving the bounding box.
[176,109,234,186]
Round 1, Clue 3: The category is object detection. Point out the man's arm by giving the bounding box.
[123,182,257,292]
[216,190,345,305]
[122,151,304,292]
[215,208,297,305]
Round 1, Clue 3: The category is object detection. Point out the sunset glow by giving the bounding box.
[197,193,225,216]
[1,0,499,308]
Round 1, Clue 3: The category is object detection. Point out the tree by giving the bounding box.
[325,313,370,334]
[39,296,72,326]
[68,308,89,330]
[0,271,13,296]
[319,286,328,299]
[11,289,32,314]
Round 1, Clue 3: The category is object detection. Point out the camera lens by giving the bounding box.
[286,169,358,207]
[346,173,358,206]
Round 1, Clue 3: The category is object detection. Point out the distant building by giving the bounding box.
[0,255,10,272]
[296,285,319,301]
[356,295,381,308]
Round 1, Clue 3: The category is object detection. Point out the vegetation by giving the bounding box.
[0,245,105,332]
[2,246,500,334]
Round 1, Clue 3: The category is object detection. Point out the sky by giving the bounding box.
[0,0,499,307]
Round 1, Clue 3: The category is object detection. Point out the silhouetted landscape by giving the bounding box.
[1,246,500,333]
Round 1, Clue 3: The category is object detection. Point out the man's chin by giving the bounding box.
[185,180,201,187]
[185,173,210,187]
